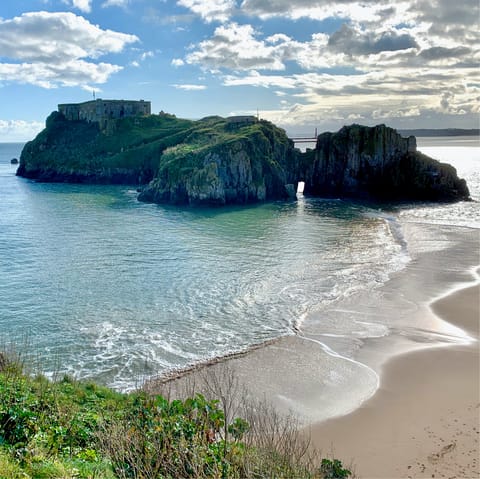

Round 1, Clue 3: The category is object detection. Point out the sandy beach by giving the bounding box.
[149,223,480,478]
[310,284,479,478]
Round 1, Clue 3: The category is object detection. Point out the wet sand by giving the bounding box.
[147,223,480,478]
[310,284,480,478]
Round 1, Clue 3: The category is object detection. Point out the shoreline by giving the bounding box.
[146,336,287,386]
[309,282,479,478]
[145,221,480,476]
[147,282,480,478]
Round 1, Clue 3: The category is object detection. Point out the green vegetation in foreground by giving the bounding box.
[0,352,352,478]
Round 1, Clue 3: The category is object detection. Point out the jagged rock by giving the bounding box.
[284,183,297,198]
[10,158,18,165]
[17,111,469,205]
[138,120,297,205]
[298,124,469,201]
[17,112,297,205]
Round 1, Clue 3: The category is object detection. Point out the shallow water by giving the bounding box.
[0,138,478,393]
[398,136,480,229]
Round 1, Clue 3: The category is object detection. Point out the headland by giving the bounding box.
[17,101,469,205]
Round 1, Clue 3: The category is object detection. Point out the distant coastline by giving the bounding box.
[399,128,479,137]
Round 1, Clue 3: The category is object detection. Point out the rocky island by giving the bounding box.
[17,100,470,204]
[299,124,470,201]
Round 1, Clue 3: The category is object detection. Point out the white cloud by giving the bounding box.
[178,0,479,130]
[372,107,421,119]
[0,11,139,61]
[222,66,479,129]
[0,61,123,89]
[223,70,297,88]
[67,0,92,13]
[80,85,102,94]
[130,50,154,67]
[172,84,207,90]
[186,23,290,71]
[171,58,185,67]
[411,0,479,31]
[240,0,397,23]
[141,51,154,61]
[0,11,138,89]
[327,24,418,55]
[0,119,44,142]
[347,113,365,120]
[102,0,129,7]
[177,0,236,22]
[182,21,424,73]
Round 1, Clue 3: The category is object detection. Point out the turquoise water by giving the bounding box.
[0,139,477,390]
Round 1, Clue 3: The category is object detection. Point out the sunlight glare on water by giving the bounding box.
[0,137,478,390]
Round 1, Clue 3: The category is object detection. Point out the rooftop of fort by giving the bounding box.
[58,99,151,123]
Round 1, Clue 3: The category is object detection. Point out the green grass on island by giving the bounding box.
[19,112,293,185]
[18,110,469,204]
[0,351,352,479]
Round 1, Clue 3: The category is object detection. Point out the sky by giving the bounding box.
[0,0,478,141]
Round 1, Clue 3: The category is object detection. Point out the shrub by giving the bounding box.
[320,458,352,479]
[0,449,24,479]
[98,392,247,479]
[0,352,353,478]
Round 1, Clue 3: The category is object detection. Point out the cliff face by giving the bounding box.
[138,120,297,205]
[299,124,469,201]
[17,111,194,184]
[18,112,297,205]
[18,113,469,205]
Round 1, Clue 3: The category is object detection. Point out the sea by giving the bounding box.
[0,137,478,393]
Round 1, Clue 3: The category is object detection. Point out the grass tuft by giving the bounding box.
[0,351,353,478]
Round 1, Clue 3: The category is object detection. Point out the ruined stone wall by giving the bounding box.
[58,99,151,123]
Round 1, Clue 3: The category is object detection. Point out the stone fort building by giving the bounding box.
[58,99,151,123]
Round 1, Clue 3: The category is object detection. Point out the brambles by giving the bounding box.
[98,393,244,479]
[320,458,352,479]
[0,352,353,478]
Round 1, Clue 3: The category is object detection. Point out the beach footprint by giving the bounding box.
[428,442,457,464]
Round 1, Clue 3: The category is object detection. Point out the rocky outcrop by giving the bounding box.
[17,112,297,205]
[298,124,469,201]
[138,121,297,205]
[17,112,469,205]
[17,111,191,185]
